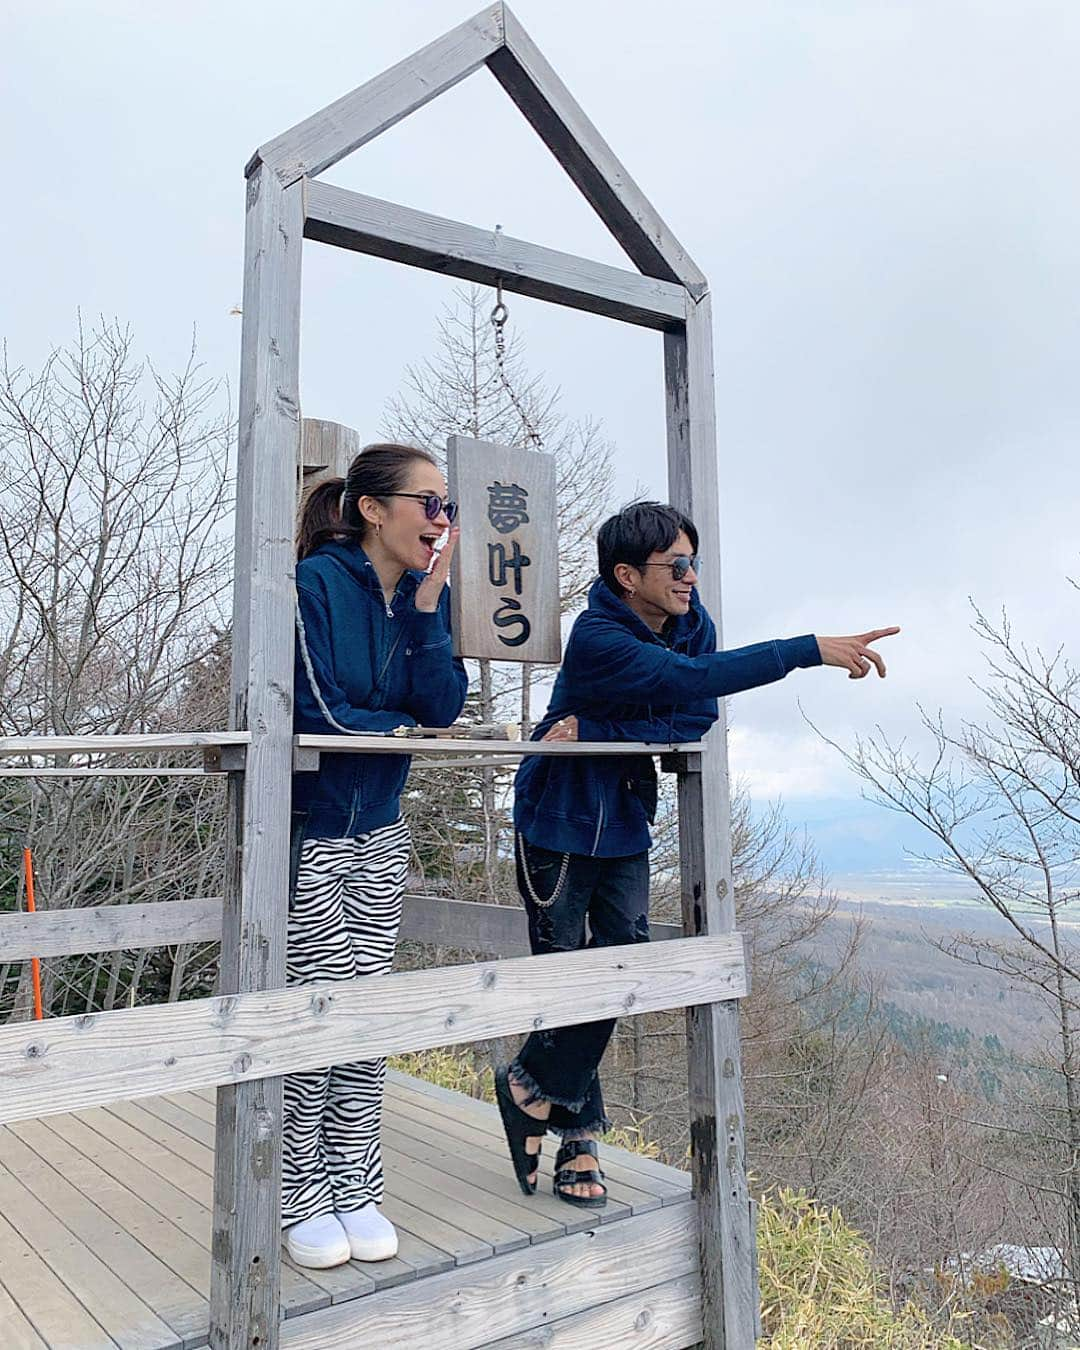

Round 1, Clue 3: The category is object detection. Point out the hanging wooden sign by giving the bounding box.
[446,435,562,664]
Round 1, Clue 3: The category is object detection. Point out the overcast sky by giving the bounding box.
[4,1,1078,897]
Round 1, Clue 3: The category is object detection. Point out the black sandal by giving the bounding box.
[494,1067,548,1196]
[553,1139,607,1209]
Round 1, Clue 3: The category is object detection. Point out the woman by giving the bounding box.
[285,443,467,1269]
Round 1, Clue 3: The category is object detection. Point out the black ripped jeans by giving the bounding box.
[510,834,651,1138]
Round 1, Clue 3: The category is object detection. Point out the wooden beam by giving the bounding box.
[254,5,505,185]
[666,295,757,1346]
[300,417,359,482]
[488,7,707,296]
[0,732,249,758]
[399,893,683,955]
[0,899,222,961]
[484,1276,703,1350]
[293,733,705,772]
[278,1201,699,1348]
[209,163,303,1350]
[0,892,682,961]
[303,181,687,330]
[0,935,746,1127]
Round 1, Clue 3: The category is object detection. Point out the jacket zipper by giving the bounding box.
[591,791,605,857]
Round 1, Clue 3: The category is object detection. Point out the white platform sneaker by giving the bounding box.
[336,1203,399,1261]
[285,1214,351,1269]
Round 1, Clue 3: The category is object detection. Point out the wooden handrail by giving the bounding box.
[0,934,746,1125]
[0,731,250,757]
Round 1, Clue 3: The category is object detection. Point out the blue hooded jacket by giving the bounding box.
[292,540,468,838]
[513,578,821,857]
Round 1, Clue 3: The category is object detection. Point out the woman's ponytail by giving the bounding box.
[297,477,362,561]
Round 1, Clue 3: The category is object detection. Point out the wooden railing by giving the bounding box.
[0,892,684,963]
[0,728,749,1346]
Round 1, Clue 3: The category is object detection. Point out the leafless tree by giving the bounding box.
[0,318,233,1019]
[605,783,884,1191]
[819,598,1080,1325]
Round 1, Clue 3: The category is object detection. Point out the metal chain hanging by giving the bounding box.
[490,274,544,450]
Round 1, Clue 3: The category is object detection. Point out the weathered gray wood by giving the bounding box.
[255,6,504,185]
[484,1274,703,1349]
[211,162,303,1350]
[8,1112,214,1298]
[400,893,682,954]
[447,436,561,664]
[381,1118,569,1244]
[384,1078,679,1215]
[387,1069,692,1196]
[300,417,358,484]
[666,295,757,1347]
[293,732,705,768]
[382,1090,658,1223]
[0,766,225,778]
[43,1109,214,1245]
[278,1200,699,1349]
[0,936,744,1126]
[72,1106,326,1320]
[0,898,222,961]
[0,1205,115,1350]
[0,889,681,964]
[0,1278,48,1350]
[303,181,686,330]
[488,8,706,296]
[0,1157,179,1349]
[0,731,248,758]
[401,894,532,954]
[0,1125,206,1345]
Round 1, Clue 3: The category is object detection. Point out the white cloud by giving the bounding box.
[727,724,852,802]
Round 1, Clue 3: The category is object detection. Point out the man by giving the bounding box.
[496,500,898,1207]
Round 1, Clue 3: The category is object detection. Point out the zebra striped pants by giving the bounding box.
[281,816,410,1227]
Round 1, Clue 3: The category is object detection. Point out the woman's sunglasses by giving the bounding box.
[639,554,701,581]
[386,492,459,523]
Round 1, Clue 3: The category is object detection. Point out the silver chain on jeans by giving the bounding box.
[516,831,571,909]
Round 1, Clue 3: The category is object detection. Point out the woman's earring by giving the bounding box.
[374,522,382,537]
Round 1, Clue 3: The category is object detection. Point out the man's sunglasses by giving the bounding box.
[385,492,459,523]
[639,554,701,581]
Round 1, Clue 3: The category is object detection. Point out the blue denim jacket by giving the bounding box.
[292,541,468,838]
[513,578,821,857]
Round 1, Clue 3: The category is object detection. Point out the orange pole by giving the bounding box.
[22,847,43,1022]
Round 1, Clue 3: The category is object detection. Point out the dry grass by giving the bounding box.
[757,1188,972,1349]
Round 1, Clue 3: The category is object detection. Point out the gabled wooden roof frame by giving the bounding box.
[224,9,755,1349]
[248,3,707,300]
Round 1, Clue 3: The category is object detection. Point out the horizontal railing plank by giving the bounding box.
[279,1199,699,1349]
[0,732,249,757]
[304,180,687,330]
[294,733,703,771]
[400,893,682,954]
[0,899,223,961]
[0,935,745,1124]
[0,894,683,960]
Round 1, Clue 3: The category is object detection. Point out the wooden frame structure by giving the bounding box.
[0,7,756,1348]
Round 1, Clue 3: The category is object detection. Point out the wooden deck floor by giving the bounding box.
[0,1072,699,1350]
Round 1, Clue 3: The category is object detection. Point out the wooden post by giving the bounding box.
[665,294,757,1349]
[209,161,303,1350]
[301,417,359,485]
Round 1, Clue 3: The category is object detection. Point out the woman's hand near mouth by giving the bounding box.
[414,527,459,612]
